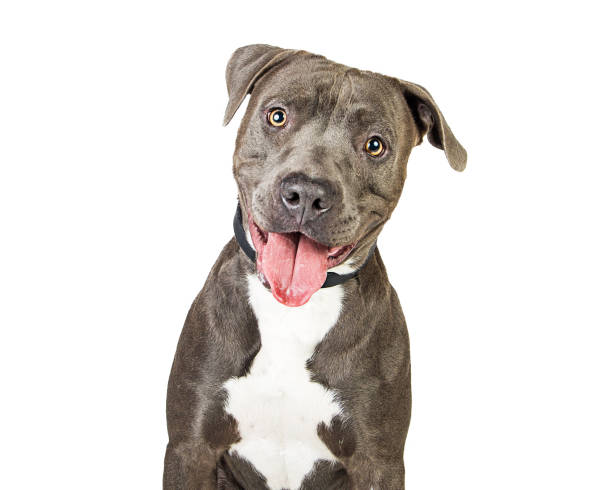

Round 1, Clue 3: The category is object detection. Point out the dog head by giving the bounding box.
[224,44,466,306]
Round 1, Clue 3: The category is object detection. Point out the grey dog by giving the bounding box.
[164,44,466,490]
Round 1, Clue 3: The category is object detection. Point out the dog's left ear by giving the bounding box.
[400,80,467,172]
[223,44,298,126]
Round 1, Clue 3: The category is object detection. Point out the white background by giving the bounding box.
[1,1,610,489]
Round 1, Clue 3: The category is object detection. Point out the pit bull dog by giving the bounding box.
[164,44,466,490]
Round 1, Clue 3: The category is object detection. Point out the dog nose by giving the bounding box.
[280,174,337,224]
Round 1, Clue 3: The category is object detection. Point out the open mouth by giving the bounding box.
[248,214,355,307]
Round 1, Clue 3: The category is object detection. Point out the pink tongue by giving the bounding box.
[258,232,328,307]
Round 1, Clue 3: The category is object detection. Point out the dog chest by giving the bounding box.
[223,275,344,490]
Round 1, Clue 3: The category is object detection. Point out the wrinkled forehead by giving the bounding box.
[255,59,407,128]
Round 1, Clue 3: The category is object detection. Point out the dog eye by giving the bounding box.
[365,137,385,157]
[267,108,287,127]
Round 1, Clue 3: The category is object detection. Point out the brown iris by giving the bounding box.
[268,108,287,127]
[365,137,384,157]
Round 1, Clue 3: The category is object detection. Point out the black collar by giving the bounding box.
[233,203,376,288]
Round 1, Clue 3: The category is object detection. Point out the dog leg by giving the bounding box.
[163,440,217,490]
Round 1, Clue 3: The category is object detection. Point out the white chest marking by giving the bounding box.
[224,274,344,490]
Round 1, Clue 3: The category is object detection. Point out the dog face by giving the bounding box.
[224,45,466,306]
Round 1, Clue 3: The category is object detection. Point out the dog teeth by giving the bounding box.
[328,245,350,258]
[257,271,271,289]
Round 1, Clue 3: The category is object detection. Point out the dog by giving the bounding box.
[164,44,466,490]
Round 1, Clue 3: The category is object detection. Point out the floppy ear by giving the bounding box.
[400,80,467,172]
[223,44,297,126]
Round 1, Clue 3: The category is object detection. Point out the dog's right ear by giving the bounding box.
[223,44,297,126]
